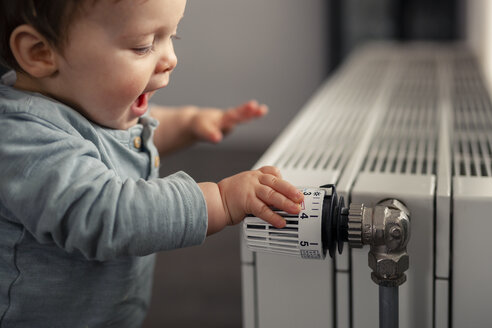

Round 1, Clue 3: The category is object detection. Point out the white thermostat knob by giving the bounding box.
[243,185,349,259]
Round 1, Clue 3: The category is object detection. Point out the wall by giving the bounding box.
[466,0,492,91]
[151,0,329,150]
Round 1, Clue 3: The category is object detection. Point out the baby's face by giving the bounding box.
[51,0,186,129]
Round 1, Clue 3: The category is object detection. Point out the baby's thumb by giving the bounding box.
[198,121,223,143]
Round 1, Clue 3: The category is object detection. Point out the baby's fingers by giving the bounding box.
[256,184,301,215]
[249,198,287,228]
[258,166,282,178]
[258,172,303,204]
[237,100,268,118]
[223,101,268,126]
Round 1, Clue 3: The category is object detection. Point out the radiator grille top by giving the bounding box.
[255,42,492,182]
[272,56,389,175]
[361,58,439,175]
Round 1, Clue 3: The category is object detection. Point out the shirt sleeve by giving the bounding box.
[0,113,208,261]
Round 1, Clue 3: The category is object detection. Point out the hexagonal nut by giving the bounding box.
[371,272,407,287]
[368,252,409,277]
[378,199,410,217]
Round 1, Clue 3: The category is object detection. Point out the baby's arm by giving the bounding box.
[199,166,303,235]
[150,100,267,156]
[0,116,209,261]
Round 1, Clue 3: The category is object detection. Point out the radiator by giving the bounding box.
[240,42,492,328]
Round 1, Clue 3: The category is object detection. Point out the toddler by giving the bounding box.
[0,0,303,327]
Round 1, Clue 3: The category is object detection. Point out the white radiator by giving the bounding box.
[240,42,492,328]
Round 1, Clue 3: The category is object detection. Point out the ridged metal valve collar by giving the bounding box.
[347,203,364,248]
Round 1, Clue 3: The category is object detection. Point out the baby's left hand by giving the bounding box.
[191,100,268,143]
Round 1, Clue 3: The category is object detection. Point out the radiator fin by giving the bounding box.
[361,59,438,175]
[453,55,492,177]
[274,58,389,174]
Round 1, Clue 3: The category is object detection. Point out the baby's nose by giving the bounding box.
[155,50,177,74]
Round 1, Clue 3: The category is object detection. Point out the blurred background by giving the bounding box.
[141,0,492,327]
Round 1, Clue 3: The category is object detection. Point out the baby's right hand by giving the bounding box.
[217,166,303,228]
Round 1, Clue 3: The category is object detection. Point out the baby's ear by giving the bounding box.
[9,24,58,78]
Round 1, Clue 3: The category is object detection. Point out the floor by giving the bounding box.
[142,145,264,328]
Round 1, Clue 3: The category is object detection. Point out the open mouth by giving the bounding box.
[130,92,150,117]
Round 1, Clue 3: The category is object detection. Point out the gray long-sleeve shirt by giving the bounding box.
[0,84,208,327]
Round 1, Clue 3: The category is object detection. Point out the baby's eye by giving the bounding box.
[171,34,181,41]
[132,45,153,55]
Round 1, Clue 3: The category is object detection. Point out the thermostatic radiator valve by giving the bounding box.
[243,185,410,287]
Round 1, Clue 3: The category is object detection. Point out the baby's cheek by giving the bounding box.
[109,79,143,106]
[125,74,148,95]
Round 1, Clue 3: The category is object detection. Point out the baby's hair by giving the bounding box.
[0,0,97,70]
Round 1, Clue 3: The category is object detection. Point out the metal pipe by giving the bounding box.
[379,286,399,328]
